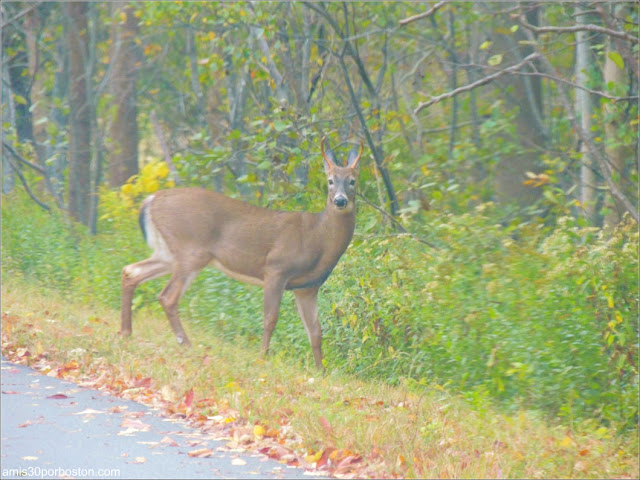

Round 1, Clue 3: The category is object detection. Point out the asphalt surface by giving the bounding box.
[0,357,313,479]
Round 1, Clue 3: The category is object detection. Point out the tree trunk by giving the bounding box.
[2,65,17,193]
[107,3,139,187]
[603,4,628,228]
[576,4,596,223]
[491,6,545,208]
[66,2,91,225]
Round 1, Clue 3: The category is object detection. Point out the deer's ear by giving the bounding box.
[323,148,338,173]
[346,141,363,169]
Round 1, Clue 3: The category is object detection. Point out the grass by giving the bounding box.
[1,277,638,479]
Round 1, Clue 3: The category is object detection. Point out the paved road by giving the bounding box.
[1,357,312,479]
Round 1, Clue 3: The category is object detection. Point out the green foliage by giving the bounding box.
[321,207,638,429]
[2,191,637,431]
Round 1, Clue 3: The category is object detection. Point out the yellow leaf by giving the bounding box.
[305,450,323,464]
[559,436,574,449]
[253,425,265,437]
[606,295,614,309]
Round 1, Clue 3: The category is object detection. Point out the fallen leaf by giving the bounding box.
[121,417,151,431]
[253,424,265,437]
[185,388,194,408]
[46,393,70,400]
[160,436,179,447]
[231,458,247,466]
[73,408,104,415]
[188,448,213,458]
[16,348,30,358]
[305,450,323,464]
[21,456,38,461]
[2,390,20,394]
[131,456,146,464]
[317,447,337,468]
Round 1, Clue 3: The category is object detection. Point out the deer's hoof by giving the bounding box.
[119,329,132,338]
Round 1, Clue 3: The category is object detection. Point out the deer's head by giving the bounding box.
[321,136,363,213]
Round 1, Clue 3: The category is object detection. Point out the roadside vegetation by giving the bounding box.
[2,189,638,478]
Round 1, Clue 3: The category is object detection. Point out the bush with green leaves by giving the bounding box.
[2,191,637,430]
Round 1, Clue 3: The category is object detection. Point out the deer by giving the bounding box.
[120,137,362,369]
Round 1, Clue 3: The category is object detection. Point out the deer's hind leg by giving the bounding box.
[157,253,212,347]
[121,257,171,337]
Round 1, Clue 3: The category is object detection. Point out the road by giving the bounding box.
[1,357,313,479]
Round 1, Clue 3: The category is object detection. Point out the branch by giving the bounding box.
[357,193,439,249]
[414,53,540,114]
[510,70,638,103]
[2,148,51,212]
[1,2,44,29]
[2,140,46,174]
[399,1,448,26]
[515,13,638,44]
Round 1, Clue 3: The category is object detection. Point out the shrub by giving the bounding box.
[2,191,637,429]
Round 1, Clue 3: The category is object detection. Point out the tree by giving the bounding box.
[107,3,140,187]
[65,1,91,225]
[575,3,596,222]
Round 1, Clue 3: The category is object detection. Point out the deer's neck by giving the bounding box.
[317,200,356,254]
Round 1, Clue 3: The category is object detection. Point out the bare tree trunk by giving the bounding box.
[24,8,47,166]
[2,57,17,193]
[576,4,596,222]
[603,3,628,228]
[107,2,139,187]
[66,1,91,225]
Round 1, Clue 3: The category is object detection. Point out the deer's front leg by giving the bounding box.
[261,276,287,358]
[294,286,323,369]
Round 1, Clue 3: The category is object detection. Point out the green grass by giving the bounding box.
[2,278,638,479]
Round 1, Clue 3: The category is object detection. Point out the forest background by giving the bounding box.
[1,1,638,476]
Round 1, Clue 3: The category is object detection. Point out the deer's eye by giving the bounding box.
[328,179,334,186]
[349,179,356,186]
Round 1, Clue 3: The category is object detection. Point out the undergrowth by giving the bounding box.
[1,189,638,432]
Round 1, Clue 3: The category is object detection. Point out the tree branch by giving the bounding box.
[357,193,439,249]
[399,1,448,26]
[2,140,46,174]
[509,70,638,103]
[414,53,540,114]
[2,148,51,212]
[515,13,638,44]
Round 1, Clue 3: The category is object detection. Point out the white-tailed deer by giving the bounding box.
[120,137,362,369]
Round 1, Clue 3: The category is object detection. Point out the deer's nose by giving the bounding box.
[334,196,348,208]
